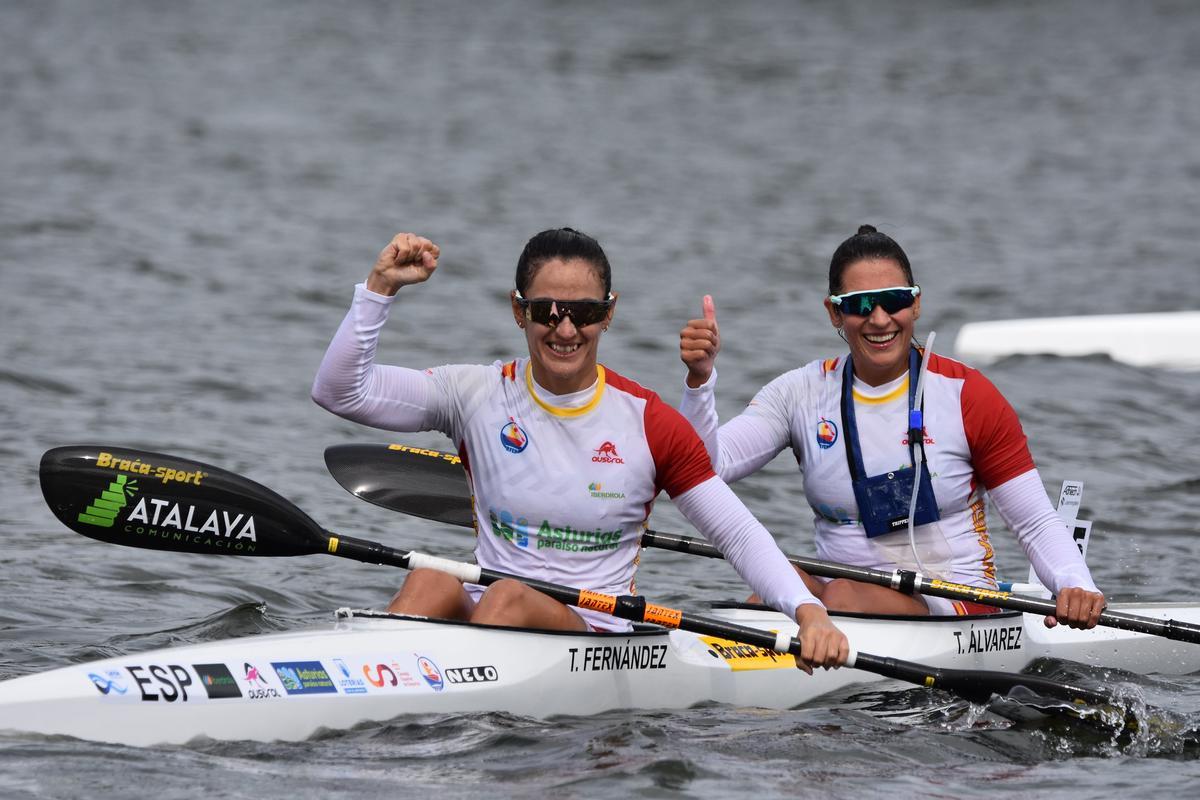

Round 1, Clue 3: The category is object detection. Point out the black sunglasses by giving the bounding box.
[515,291,614,328]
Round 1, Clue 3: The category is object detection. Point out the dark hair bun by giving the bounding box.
[827,225,913,294]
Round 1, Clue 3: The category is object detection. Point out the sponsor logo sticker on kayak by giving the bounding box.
[444,665,499,684]
[362,661,423,690]
[330,658,368,694]
[88,664,198,702]
[241,662,281,700]
[88,668,129,696]
[415,655,444,691]
[244,662,271,687]
[194,663,243,699]
[698,635,796,671]
[272,661,337,695]
[363,663,399,688]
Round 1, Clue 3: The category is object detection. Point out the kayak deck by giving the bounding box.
[2,603,1199,747]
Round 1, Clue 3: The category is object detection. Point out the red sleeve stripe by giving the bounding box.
[603,367,716,498]
[929,354,1036,489]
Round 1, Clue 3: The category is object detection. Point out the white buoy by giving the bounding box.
[954,311,1200,371]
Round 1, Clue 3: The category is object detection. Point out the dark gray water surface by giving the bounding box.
[2,1,1199,797]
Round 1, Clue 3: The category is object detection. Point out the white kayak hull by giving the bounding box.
[954,311,1200,370]
[2,603,1198,747]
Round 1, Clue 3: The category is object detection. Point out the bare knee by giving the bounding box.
[821,579,874,613]
[398,567,462,595]
[820,579,929,616]
[472,579,529,618]
[472,579,586,631]
[387,568,469,618]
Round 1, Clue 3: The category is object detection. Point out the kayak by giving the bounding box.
[3,601,1199,747]
[953,311,1200,371]
[20,444,1200,746]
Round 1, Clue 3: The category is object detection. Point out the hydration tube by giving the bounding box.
[907,331,936,574]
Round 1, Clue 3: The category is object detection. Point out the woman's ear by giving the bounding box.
[602,292,618,331]
[511,290,526,329]
[824,297,842,328]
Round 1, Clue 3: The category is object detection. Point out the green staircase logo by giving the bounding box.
[78,474,139,528]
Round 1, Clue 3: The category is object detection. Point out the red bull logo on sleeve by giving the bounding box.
[815,418,838,449]
[500,420,529,453]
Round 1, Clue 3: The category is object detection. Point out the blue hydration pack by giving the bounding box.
[841,347,941,538]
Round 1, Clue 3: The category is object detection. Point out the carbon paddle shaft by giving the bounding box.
[454,569,1115,711]
[642,531,1200,645]
[324,534,412,569]
[323,442,1200,645]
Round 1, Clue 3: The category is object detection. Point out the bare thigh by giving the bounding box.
[471,579,589,631]
[386,568,475,620]
[820,578,929,615]
[748,568,929,616]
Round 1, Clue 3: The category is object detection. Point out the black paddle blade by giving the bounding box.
[40,445,328,557]
[986,685,1138,733]
[324,443,475,527]
[853,651,1137,730]
[860,652,1113,705]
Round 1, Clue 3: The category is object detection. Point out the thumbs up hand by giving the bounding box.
[680,295,720,388]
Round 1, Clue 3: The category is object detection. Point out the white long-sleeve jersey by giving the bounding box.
[313,285,821,630]
[679,354,1097,611]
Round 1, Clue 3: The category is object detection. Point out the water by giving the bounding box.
[2,0,1199,796]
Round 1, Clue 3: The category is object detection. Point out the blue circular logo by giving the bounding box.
[416,655,444,692]
[500,421,529,453]
[815,418,838,450]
